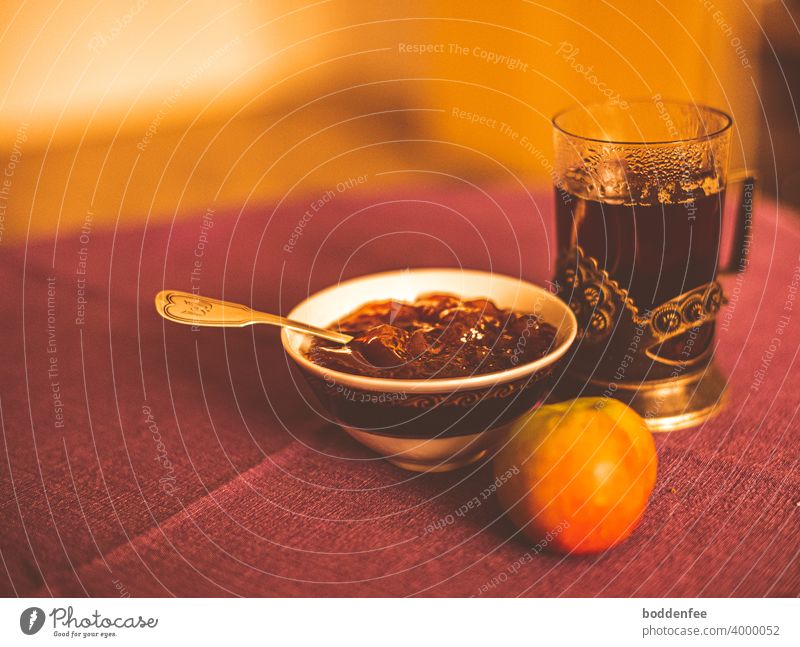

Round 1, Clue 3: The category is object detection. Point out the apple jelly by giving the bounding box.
[306,293,557,379]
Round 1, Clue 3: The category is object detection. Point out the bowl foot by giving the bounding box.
[386,449,489,473]
[342,424,510,473]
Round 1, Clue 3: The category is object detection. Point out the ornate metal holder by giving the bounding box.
[556,246,729,432]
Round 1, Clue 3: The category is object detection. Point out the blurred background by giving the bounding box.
[0,0,796,242]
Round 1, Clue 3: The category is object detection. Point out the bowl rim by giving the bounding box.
[280,268,577,393]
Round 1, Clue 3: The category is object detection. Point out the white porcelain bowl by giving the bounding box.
[282,268,577,472]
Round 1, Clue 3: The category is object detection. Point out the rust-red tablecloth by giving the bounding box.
[1,185,798,597]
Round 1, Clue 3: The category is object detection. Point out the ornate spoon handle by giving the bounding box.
[154,290,353,344]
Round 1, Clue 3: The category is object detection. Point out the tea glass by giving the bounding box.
[552,100,754,430]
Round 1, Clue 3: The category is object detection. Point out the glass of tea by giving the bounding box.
[552,100,754,431]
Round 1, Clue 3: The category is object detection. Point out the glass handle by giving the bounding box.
[719,170,757,275]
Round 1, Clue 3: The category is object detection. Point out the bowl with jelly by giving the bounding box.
[281,268,577,472]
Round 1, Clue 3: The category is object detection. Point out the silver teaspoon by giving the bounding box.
[154,290,353,345]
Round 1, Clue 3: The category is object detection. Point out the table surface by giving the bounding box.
[1,185,798,597]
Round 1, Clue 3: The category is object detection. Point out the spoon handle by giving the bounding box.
[154,290,353,344]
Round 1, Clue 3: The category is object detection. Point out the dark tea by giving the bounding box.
[554,186,727,379]
[555,189,725,309]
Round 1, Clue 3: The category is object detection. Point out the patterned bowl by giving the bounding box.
[281,269,577,472]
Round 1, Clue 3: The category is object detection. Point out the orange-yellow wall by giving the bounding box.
[0,0,766,241]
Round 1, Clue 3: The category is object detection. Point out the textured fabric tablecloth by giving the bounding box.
[1,184,798,597]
